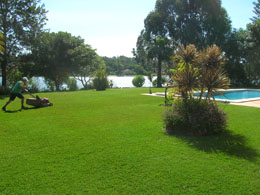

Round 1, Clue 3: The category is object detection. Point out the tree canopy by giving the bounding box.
[135,0,231,87]
[0,0,47,87]
[26,31,103,91]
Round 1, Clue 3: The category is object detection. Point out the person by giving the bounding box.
[2,77,29,111]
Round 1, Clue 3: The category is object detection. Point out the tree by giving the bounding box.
[135,0,231,87]
[135,30,173,87]
[245,0,260,83]
[73,46,105,89]
[0,0,47,87]
[222,29,249,86]
[103,56,143,76]
[30,31,86,91]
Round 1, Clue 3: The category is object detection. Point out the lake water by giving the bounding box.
[0,76,154,90]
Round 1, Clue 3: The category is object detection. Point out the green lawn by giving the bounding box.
[0,88,260,194]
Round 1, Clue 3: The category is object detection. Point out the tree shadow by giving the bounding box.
[171,130,259,162]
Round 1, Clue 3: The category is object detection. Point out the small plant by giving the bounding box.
[109,80,114,88]
[92,70,109,91]
[132,75,145,87]
[66,78,78,91]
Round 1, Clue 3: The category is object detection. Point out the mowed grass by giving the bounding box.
[0,88,260,194]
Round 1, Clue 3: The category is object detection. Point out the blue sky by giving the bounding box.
[42,0,257,57]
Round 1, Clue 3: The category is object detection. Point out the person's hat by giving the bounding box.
[22,77,28,82]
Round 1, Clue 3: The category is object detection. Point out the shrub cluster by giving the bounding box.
[93,70,109,91]
[163,98,227,136]
[132,75,145,87]
[66,78,78,91]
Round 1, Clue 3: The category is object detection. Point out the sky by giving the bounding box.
[41,0,257,57]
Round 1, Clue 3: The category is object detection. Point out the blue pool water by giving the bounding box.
[209,90,260,100]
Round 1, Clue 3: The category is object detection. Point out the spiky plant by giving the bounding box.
[171,45,200,101]
[199,45,230,103]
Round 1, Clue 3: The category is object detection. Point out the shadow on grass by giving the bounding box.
[3,107,44,113]
[173,130,259,162]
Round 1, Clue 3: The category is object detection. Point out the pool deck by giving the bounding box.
[229,100,260,108]
[143,89,260,108]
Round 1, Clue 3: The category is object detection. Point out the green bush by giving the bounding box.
[132,75,145,87]
[152,77,166,87]
[0,86,10,95]
[93,70,109,91]
[66,78,78,91]
[163,98,227,136]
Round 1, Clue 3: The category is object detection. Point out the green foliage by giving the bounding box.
[0,32,4,53]
[245,0,260,83]
[152,77,166,87]
[6,67,23,88]
[199,45,230,102]
[172,45,200,101]
[136,0,232,87]
[109,80,114,88]
[163,98,227,136]
[132,75,145,87]
[103,56,144,75]
[223,29,250,86]
[93,70,109,91]
[0,86,10,95]
[165,44,229,135]
[31,32,86,91]
[171,44,229,103]
[0,0,47,87]
[72,45,104,88]
[135,32,173,87]
[66,78,78,91]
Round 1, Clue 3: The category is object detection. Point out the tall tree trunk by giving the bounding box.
[1,52,7,87]
[55,81,60,91]
[157,57,162,88]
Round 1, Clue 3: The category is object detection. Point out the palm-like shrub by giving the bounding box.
[198,45,230,102]
[171,45,200,101]
[132,75,145,87]
[93,70,109,91]
[164,44,229,136]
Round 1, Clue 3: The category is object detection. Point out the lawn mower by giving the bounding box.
[25,90,53,108]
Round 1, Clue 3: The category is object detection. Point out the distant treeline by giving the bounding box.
[103,56,146,76]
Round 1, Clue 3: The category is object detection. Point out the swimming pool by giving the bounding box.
[196,89,260,102]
